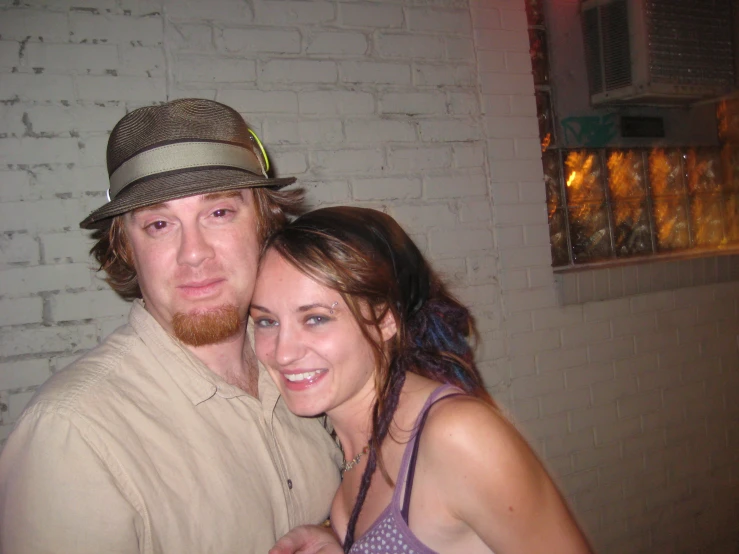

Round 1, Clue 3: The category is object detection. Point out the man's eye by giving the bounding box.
[147,220,167,231]
[213,208,231,217]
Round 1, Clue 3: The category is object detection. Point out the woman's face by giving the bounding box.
[250,250,392,418]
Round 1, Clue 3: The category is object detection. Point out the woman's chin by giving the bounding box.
[283,399,326,418]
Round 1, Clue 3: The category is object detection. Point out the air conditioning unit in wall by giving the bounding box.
[581,0,736,106]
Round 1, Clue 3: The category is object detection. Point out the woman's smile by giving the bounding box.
[280,368,329,390]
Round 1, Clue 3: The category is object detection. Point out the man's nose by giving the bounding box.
[177,224,215,266]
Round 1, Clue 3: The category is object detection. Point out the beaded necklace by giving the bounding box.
[341,444,369,474]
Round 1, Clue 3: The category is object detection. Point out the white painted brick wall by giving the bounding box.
[0,0,737,551]
[413,63,474,87]
[165,0,253,23]
[339,3,403,29]
[307,31,368,56]
[389,145,452,171]
[76,76,167,102]
[424,170,487,199]
[256,1,335,26]
[0,359,51,391]
[0,233,39,265]
[341,60,411,84]
[352,176,421,201]
[0,297,44,326]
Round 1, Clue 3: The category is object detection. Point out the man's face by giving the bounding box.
[123,190,260,345]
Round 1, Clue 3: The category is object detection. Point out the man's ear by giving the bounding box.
[379,309,398,342]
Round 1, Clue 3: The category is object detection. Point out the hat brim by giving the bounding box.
[80,168,296,229]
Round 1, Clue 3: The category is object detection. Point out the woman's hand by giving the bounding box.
[269,524,343,554]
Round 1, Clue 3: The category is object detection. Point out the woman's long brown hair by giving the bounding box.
[262,206,493,552]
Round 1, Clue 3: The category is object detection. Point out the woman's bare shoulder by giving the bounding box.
[418,394,592,553]
[422,394,524,457]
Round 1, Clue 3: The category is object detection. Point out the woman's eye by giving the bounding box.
[213,208,231,218]
[306,315,329,325]
[255,318,277,328]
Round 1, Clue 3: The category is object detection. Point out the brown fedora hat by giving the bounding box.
[79,98,296,229]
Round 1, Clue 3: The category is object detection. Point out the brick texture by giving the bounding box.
[0,0,737,551]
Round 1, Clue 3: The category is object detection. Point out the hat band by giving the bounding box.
[108,142,267,200]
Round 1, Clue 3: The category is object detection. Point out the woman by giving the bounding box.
[250,206,591,554]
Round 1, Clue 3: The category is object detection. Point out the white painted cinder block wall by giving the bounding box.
[0,0,737,552]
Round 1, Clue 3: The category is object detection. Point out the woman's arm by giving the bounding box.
[421,397,592,554]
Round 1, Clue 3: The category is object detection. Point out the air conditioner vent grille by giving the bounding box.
[583,7,604,94]
[602,1,631,90]
[583,0,632,95]
[646,0,734,86]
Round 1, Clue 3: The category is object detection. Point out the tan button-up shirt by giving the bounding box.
[0,300,342,553]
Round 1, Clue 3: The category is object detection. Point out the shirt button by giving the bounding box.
[287,479,293,490]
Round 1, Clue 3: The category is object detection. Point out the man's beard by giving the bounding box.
[172,304,242,347]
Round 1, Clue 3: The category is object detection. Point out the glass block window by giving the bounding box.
[525,0,739,269]
[545,147,739,267]
[526,0,554,153]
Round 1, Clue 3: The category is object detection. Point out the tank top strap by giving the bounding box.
[393,383,466,523]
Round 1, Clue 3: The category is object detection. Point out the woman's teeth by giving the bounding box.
[284,370,325,382]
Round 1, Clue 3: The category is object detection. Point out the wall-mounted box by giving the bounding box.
[582,0,736,106]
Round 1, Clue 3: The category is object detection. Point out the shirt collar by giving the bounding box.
[128,300,279,410]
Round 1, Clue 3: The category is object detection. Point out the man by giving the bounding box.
[0,98,341,553]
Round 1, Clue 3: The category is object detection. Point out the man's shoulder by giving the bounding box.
[25,323,147,416]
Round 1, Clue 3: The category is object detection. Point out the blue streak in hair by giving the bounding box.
[416,310,475,390]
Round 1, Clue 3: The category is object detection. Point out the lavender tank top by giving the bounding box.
[349,384,464,554]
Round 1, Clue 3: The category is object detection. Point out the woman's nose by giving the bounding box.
[274,325,305,366]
